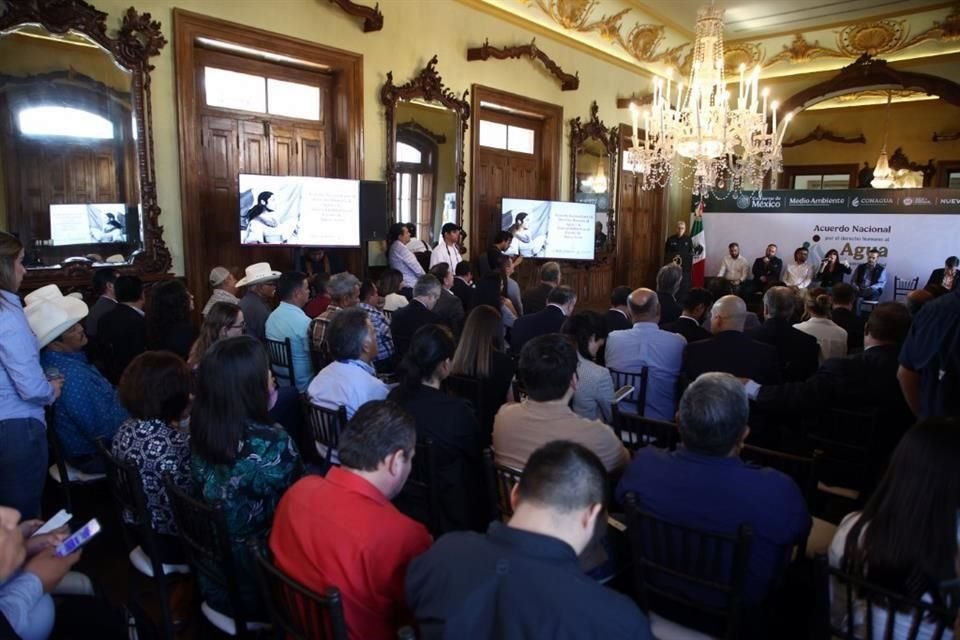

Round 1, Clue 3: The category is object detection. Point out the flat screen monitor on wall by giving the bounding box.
[238,174,361,247]
[49,203,128,246]
[500,198,596,261]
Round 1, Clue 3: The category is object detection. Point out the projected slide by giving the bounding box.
[239,174,360,247]
[50,204,127,246]
[501,198,596,260]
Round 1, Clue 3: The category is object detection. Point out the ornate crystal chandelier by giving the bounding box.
[627,4,793,199]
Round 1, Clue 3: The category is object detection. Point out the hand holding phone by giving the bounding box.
[24,547,82,592]
[54,519,100,558]
[33,510,72,537]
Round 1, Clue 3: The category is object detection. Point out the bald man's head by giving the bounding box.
[710,294,747,333]
[627,288,660,323]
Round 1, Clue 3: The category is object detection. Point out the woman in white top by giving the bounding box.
[828,418,959,640]
[378,268,410,313]
[795,290,847,363]
[243,191,283,244]
[387,222,425,293]
[561,311,615,423]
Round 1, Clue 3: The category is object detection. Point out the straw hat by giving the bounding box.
[25,296,89,349]
[236,262,281,287]
[23,284,83,307]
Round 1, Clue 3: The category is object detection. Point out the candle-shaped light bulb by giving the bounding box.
[761,87,769,122]
[630,103,639,140]
[770,100,779,134]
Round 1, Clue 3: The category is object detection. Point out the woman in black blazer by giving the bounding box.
[389,324,488,532]
[816,249,852,289]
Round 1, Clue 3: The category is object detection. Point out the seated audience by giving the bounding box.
[605,288,686,420]
[660,287,712,343]
[265,271,314,391]
[428,263,465,335]
[308,271,361,360]
[379,268,410,313]
[815,249,851,289]
[851,249,887,301]
[98,275,147,384]
[616,372,811,606]
[407,441,652,640]
[303,272,331,318]
[926,255,957,291]
[829,283,865,352]
[429,222,463,270]
[784,247,815,290]
[0,505,81,640]
[494,334,628,473]
[236,262,280,341]
[604,285,633,333]
[388,223,425,295]
[357,280,395,369]
[85,267,117,338]
[114,351,193,563]
[451,262,474,310]
[450,305,515,430]
[501,254,524,318]
[30,294,128,473]
[146,279,195,359]
[795,289,848,363]
[201,266,238,317]
[473,254,519,332]
[510,285,577,353]
[681,295,780,386]
[522,261,561,315]
[270,401,432,640]
[749,302,913,478]
[190,336,302,620]
[747,286,819,383]
[391,275,444,359]
[389,325,485,532]
[655,263,683,325]
[717,242,750,293]
[307,307,389,418]
[561,312,614,423]
[187,302,244,368]
[829,418,960,638]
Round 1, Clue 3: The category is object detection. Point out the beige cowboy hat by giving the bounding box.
[23,284,84,308]
[236,262,281,288]
[25,295,89,349]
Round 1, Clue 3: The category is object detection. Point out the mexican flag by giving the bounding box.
[690,200,706,287]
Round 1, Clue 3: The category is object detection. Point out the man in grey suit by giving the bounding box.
[429,263,465,336]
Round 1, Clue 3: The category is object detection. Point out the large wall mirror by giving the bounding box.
[0,0,169,288]
[381,55,468,246]
[570,101,618,256]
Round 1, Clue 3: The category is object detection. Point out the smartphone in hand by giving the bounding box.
[54,519,101,557]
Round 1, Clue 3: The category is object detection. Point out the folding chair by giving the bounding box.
[610,404,678,451]
[266,337,296,387]
[301,398,348,468]
[609,368,649,416]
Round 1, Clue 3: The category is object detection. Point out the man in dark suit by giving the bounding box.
[661,288,712,343]
[604,286,633,333]
[97,275,146,383]
[390,274,444,359]
[521,261,561,315]
[510,286,577,353]
[926,255,958,290]
[751,244,783,293]
[429,263,465,336]
[656,263,683,326]
[830,283,865,352]
[451,262,474,311]
[475,231,518,279]
[681,295,780,388]
[747,286,819,383]
[664,220,694,296]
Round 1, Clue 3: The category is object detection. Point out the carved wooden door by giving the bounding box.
[617,169,665,289]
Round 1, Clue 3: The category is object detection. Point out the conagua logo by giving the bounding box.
[851,197,860,207]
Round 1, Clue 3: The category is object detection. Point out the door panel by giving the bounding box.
[269,123,296,177]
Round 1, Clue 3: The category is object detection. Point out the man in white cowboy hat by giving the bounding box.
[202,266,239,317]
[26,291,128,474]
[237,262,281,342]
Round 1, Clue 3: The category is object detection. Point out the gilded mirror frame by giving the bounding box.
[570,101,619,255]
[0,0,170,287]
[380,55,469,232]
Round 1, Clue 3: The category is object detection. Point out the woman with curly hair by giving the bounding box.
[186,302,244,368]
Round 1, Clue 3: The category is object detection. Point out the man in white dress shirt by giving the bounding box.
[784,247,815,290]
[717,243,750,293]
[429,223,463,269]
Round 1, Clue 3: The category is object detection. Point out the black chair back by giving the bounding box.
[611,404,678,451]
[301,398,348,467]
[482,451,522,520]
[893,276,920,301]
[164,478,251,637]
[394,437,443,536]
[609,368,649,415]
[98,441,177,640]
[248,543,348,640]
[266,337,296,387]
[814,555,956,640]
[445,374,489,429]
[511,378,528,403]
[623,493,753,640]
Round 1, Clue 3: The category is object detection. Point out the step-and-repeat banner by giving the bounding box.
[701,190,960,299]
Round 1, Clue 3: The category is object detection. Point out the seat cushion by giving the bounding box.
[200,601,270,636]
[128,546,190,577]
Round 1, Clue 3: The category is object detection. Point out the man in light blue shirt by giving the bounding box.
[605,288,686,421]
[266,271,314,392]
[307,307,388,419]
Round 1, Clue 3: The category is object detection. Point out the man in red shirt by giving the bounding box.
[269,401,431,640]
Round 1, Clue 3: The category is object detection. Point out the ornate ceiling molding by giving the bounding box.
[767,34,843,66]
[783,125,866,148]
